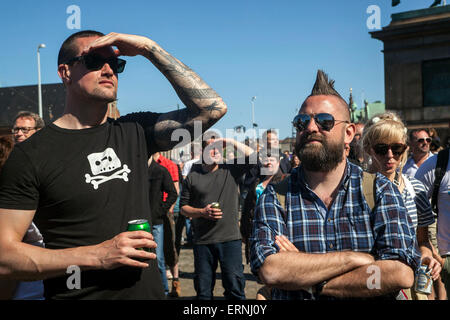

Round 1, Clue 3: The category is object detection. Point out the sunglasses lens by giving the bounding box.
[315,113,335,131]
[83,55,126,74]
[115,59,126,73]
[374,144,389,155]
[83,55,103,70]
[391,144,406,156]
[293,114,311,131]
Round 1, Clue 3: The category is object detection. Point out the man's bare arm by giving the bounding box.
[84,33,227,151]
[321,260,414,298]
[146,43,227,150]
[258,249,375,291]
[0,209,157,281]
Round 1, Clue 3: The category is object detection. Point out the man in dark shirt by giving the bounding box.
[148,156,177,297]
[0,30,227,299]
[180,134,256,300]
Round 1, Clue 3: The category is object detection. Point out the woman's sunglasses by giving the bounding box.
[292,113,349,132]
[66,54,126,74]
[372,143,407,156]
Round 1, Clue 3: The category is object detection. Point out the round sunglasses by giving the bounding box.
[66,54,126,74]
[372,143,407,156]
[292,113,349,132]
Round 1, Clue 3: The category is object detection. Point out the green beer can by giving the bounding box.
[127,219,151,252]
[210,202,220,209]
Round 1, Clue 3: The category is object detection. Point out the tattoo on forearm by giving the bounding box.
[176,87,220,100]
[204,101,222,114]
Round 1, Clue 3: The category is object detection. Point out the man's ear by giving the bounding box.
[344,122,356,145]
[57,64,71,85]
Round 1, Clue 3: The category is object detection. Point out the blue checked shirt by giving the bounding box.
[250,161,421,300]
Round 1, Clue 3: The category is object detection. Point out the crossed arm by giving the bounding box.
[259,235,414,298]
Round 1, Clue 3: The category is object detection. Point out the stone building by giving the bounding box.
[371,5,450,145]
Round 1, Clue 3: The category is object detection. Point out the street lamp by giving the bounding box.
[251,96,256,128]
[37,43,46,119]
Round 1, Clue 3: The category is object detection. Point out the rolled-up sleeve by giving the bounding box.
[372,180,422,271]
[249,185,287,276]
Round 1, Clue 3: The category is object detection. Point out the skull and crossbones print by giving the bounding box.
[85,148,131,190]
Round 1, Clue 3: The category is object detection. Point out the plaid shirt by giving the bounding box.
[250,161,421,300]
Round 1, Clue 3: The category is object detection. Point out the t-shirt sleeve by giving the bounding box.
[179,176,192,208]
[117,111,162,155]
[0,146,39,210]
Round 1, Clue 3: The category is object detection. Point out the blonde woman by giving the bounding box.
[361,112,442,299]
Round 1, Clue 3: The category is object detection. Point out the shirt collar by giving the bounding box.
[294,160,353,192]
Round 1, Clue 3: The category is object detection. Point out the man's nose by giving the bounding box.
[101,62,115,76]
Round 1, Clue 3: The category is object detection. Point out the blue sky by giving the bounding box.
[0,0,437,139]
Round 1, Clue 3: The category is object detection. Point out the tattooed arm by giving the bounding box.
[84,32,227,151]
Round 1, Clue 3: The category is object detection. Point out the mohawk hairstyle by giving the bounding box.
[307,69,350,120]
[310,69,343,98]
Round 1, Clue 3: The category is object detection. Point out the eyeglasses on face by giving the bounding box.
[66,54,126,74]
[12,127,36,134]
[292,113,349,132]
[416,137,432,144]
[372,143,407,156]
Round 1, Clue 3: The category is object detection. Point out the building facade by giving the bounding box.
[371,5,450,144]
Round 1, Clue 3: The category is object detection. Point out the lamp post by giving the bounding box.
[37,43,46,119]
[251,96,256,128]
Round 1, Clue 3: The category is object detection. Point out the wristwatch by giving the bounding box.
[313,280,327,296]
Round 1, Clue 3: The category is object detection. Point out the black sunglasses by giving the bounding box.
[293,113,349,132]
[417,138,432,144]
[66,54,126,74]
[373,143,407,156]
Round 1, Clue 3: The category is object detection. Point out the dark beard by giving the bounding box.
[294,133,344,172]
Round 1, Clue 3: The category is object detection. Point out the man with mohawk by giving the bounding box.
[250,70,420,300]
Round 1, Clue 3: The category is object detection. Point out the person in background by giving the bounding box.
[240,150,289,300]
[261,129,291,174]
[180,134,256,300]
[348,122,365,168]
[153,152,180,297]
[361,112,442,299]
[427,128,442,154]
[290,154,300,170]
[147,155,177,297]
[404,128,446,299]
[415,148,450,300]
[12,111,45,144]
[403,129,434,178]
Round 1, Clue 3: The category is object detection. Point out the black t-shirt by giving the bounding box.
[180,160,255,245]
[148,161,177,226]
[0,113,166,300]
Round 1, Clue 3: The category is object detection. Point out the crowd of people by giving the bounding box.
[0,30,449,301]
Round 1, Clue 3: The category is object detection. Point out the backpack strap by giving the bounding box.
[272,178,289,211]
[432,148,449,215]
[362,171,377,211]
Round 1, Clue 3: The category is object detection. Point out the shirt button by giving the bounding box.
[329,243,334,249]
[327,218,332,223]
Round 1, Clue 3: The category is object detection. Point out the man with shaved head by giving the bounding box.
[250,70,420,300]
[0,30,227,300]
